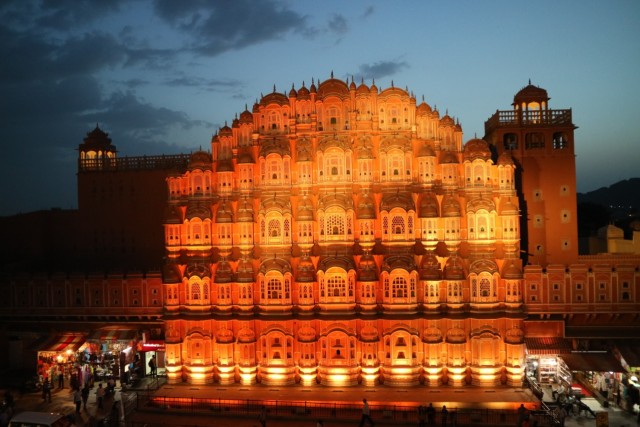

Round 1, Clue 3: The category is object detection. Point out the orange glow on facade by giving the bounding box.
[161,76,531,388]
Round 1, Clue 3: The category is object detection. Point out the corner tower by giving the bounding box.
[484,83,578,266]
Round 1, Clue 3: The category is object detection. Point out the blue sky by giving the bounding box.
[1,0,639,215]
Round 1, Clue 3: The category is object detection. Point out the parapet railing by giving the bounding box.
[485,109,572,129]
[134,394,559,426]
[79,154,191,172]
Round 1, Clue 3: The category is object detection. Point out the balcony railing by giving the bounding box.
[485,109,572,130]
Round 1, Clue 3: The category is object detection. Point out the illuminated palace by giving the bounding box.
[3,77,639,389]
[159,76,531,388]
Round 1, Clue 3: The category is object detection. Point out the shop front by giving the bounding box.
[35,333,86,384]
[560,351,628,408]
[138,340,165,377]
[524,337,573,385]
[85,328,140,385]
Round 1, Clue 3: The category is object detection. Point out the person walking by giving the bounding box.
[517,403,527,427]
[359,398,375,427]
[58,370,64,389]
[418,405,427,427]
[441,405,448,427]
[96,383,105,410]
[42,379,51,403]
[258,406,267,427]
[427,403,436,425]
[73,388,82,414]
[81,383,90,410]
[554,405,567,427]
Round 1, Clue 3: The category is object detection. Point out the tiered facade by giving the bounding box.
[161,76,528,387]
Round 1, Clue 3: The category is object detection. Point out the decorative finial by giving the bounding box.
[529,78,531,85]
[331,70,334,78]
[273,84,276,93]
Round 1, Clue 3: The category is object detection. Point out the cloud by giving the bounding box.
[152,0,312,56]
[357,60,410,80]
[82,91,208,143]
[164,76,242,91]
[361,6,375,19]
[328,14,348,36]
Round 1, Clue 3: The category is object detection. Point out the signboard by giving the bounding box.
[139,341,165,351]
[595,411,608,427]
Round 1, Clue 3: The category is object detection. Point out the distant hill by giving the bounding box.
[578,178,640,211]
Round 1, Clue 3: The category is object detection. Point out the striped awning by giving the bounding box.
[615,341,640,367]
[87,329,138,343]
[524,337,574,355]
[560,352,627,373]
[38,334,86,353]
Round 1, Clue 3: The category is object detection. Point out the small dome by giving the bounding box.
[236,199,254,222]
[500,198,519,215]
[214,260,233,283]
[297,145,312,162]
[164,205,182,224]
[289,85,297,97]
[186,201,212,220]
[357,145,375,159]
[502,260,522,279]
[356,80,369,94]
[162,263,182,284]
[232,117,239,128]
[358,254,378,282]
[237,327,256,343]
[185,261,210,278]
[297,83,310,99]
[444,256,465,280]
[357,192,376,220]
[463,138,491,161]
[440,114,455,127]
[418,192,439,218]
[259,90,289,106]
[216,159,234,172]
[296,197,314,221]
[440,151,459,164]
[441,194,461,217]
[497,151,515,166]
[216,201,233,223]
[237,151,255,164]
[420,252,442,280]
[219,123,232,136]
[349,79,357,90]
[296,257,316,282]
[80,125,115,151]
[513,83,549,106]
[416,102,432,115]
[236,258,254,282]
[188,151,212,171]
[239,109,253,124]
[417,142,436,157]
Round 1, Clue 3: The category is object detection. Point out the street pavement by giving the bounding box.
[2,378,639,427]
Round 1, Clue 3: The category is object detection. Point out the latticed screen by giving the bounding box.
[327,275,346,297]
[326,215,344,235]
[392,216,405,234]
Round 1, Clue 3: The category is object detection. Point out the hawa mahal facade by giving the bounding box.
[1,76,638,388]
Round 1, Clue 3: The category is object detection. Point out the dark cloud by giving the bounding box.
[153,0,312,56]
[328,14,348,36]
[361,6,375,19]
[83,91,208,144]
[36,0,127,30]
[357,60,410,80]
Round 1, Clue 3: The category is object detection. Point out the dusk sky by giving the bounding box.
[1,0,639,216]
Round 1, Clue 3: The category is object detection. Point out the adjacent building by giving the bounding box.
[1,77,638,390]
